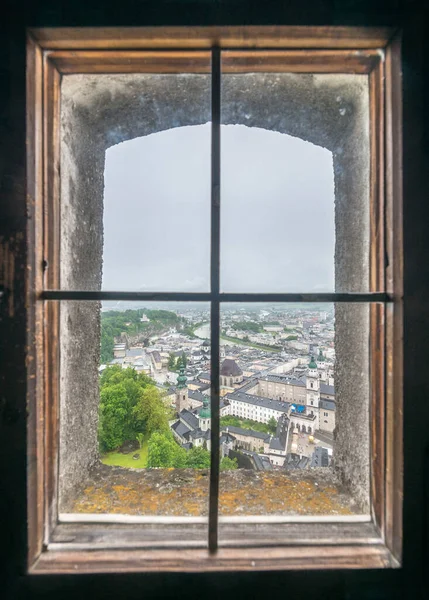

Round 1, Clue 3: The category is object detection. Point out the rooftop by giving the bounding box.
[320,383,335,395]
[220,359,243,377]
[228,390,290,413]
[263,374,306,387]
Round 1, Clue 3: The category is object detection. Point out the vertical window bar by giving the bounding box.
[209,46,221,553]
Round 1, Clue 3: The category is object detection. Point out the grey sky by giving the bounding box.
[103,123,334,292]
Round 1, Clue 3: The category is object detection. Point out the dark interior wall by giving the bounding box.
[0,1,428,599]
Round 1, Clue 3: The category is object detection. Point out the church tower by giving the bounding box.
[317,348,328,381]
[199,397,211,432]
[306,355,320,411]
[175,365,189,414]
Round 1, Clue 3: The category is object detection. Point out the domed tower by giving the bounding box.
[175,365,189,413]
[317,348,328,381]
[199,397,211,432]
[306,355,320,412]
[220,358,243,387]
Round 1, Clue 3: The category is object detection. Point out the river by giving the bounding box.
[194,323,249,347]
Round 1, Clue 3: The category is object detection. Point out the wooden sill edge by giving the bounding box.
[30,543,399,574]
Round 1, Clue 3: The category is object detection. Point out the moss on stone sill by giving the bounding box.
[65,464,358,517]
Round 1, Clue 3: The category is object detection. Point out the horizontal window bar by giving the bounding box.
[41,291,393,303]
[41,291,212,302]
[220,292,392,303]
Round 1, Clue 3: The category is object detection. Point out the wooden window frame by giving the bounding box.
[26,26,403,574]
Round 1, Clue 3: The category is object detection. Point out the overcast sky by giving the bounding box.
[102,124,334,292]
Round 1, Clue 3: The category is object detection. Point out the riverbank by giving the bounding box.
[194,323,281,353]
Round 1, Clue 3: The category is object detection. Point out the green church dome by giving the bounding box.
[176,365,187,389]
[308,355,318,369]
[199,397,211,419]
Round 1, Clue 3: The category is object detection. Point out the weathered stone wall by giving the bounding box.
[64,464,359,516]
[59,72,369,510]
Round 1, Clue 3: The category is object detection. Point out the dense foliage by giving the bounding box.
[98,366,170,452]
[147,432,237,470]
[147,432,210,468]
[220,456,238,470]
[167,351,187,372]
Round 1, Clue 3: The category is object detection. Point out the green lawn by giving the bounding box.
[101,438,149,469]
[220,415,274,435]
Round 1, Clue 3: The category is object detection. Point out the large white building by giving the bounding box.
[227,356,335,436]
[228,390,290,424]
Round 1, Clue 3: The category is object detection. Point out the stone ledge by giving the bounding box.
[65,463,359,516]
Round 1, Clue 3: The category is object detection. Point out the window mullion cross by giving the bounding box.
[208,46,221,554]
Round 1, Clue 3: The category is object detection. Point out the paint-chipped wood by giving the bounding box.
[48,50,211,74]
[47,49,379,75]
[384,33,403,563]
[43,56,61,536]
[26,33,45,567]
[369,58,386,534]
[222,50,380,74]
[50,520,380,549]
[31,544,397,574]
[30,26,395,51]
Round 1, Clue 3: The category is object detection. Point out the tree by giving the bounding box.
[100,327,115,363]
[98,383,129,452]
[147,432,186,468]
[136,433,145,449]
[133,385,170,437]
[267,417,277,434]
[168,353,176,371]
[98,366,169,453]
[186,446,211,469]
[220,456,238,471]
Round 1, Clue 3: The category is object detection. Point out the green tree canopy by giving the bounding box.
[185,446,210,469]
[220,456,238,471]
[147,431,187,468]
[98,366,169,453]
[168,353,176,371]
[267,416,277,434]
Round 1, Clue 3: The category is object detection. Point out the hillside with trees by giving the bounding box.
[232,321,263,333]
[100,308,182,363]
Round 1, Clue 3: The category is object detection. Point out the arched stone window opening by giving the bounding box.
[60,72,370,512]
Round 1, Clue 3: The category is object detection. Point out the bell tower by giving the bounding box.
[199,397,211,432]
[175,365,189,413]
[306,355,320,410]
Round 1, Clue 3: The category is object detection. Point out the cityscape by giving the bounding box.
[98,303,335,473]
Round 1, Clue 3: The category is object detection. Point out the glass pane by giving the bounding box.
[58,300,211,523]
[216,302,371,524]
[59,67,211,291]
[220,59,370,293]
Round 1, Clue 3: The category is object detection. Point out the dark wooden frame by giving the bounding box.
[26,26,403,573]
